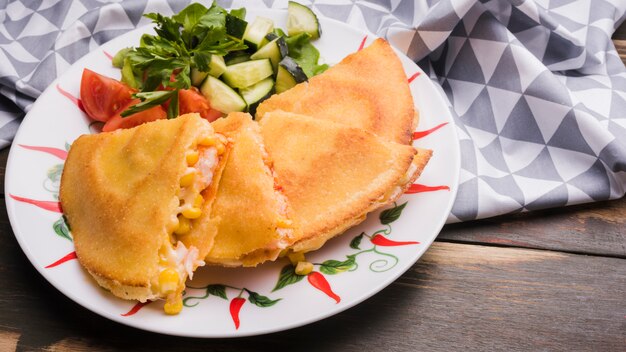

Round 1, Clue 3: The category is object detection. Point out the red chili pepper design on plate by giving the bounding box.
[121,301,151,317]
[56,84,85,113]
[412,122,448,140]
[407,72,420,83]
[18,144,68,160]
[307,271,340,303]
[357,35,367,51]
[371,234,419,247]
[230,297,246,329]
[405,184,450,194]
[10,195,62,213]
[44,251,77,268]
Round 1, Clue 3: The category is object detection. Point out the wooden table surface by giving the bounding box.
[2,23,626,352]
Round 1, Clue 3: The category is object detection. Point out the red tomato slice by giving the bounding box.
[202,108,224,122]
[178,88,223,122]
[102,99,167,132]
[80,69,135,122]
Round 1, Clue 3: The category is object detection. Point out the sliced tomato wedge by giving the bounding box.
[80,69,135,122]
[102,100,167,132]
[178,87,223,122]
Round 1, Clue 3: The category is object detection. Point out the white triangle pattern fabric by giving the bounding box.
[92,4,136,33]
[61,1,88,30]
[17,12,58,39]
[469,38,508,82]
[6,2,34,22]
[549,0,590,26]
[524,95,571,142]
[447,78,484,116]
[511,174,563,204]
[465,125,498,149]
[476,177,523,216]
[0,0,624,222]
[419,30,453,51]
[487,86,522,132]
[499,136,545,173]
[547,146,600,182]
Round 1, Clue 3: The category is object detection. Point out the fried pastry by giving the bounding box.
[259,111,431,253]
[256,38,417,145]
[60,113,228,314]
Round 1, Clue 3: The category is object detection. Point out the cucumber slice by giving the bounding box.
[250,36,288,72]
[275,56,307,94]
[265,32,279,42]
[208,55,227,77]
[287,1,321,39]
[191,55,227,86]
[275,66,296,94]
[191,68,206,87]
[225,51,251,66]
[226,13,247,39]
[240,77,275,115]
[243,16,274,51]
[200,76,246,113]
[222,59,273,89]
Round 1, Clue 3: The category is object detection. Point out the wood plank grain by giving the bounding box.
[2,216,624,352]
[0,330,19,352]
[438,196,626,258]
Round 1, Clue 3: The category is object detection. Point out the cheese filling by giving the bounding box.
[157,242,205,285]
[177,146,218,215]
[158,134,227,315]
[153,241,205,314]
[252,136,293,253]
[272,188,293,249]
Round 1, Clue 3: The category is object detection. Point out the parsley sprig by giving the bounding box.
[115,2,247,118]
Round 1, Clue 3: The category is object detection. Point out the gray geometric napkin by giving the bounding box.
[1,0,625,222]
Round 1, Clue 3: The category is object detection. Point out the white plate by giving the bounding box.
[5,9,460,337]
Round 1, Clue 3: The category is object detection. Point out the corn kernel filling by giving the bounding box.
[295,261,314,276]
[164,297,183,315]
[174,216,191,235]
[276,218,293,228]
[179,171,196,187]
[173,138,223,238]
[288,252,306,265]
[181,207,202,219]
[186,151,199,166]
[158,136,224,316]
[158,268,180,295]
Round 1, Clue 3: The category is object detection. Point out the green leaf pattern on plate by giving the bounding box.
[379,201,408,225]
[53,216,72,241]
[273,264,305,291]
[319,255,356,275]
[245,289,281,307]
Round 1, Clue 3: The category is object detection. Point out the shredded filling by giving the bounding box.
[177,146,219,214]
[256,134,293,251]
[157,135,227,315]
[157,241,205,282]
